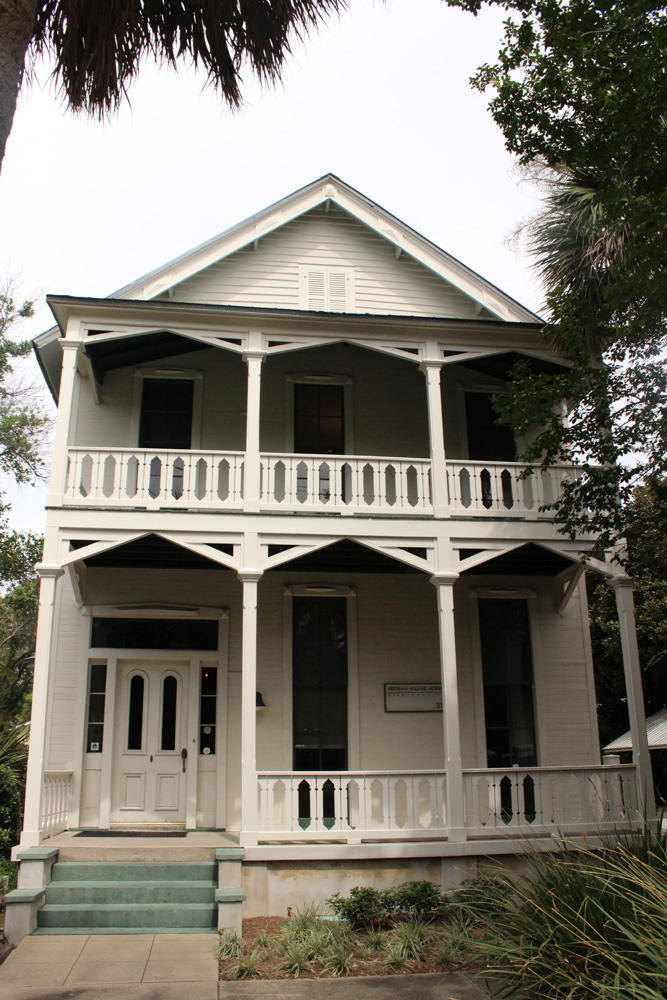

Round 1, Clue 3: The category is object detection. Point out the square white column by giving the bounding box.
[239,571,262,846]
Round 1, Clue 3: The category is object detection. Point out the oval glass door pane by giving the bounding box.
[127,675,145,750]
[161,675,178,751]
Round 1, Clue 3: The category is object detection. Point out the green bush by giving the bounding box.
[327,880,446,928]
[0,765,22,857]
[0,857,18,890]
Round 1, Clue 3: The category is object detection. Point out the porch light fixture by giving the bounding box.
[485,588,520,597]
[256,692,266,709]
[152,368,186,376]
[302,585,338,595]
[300,374,335,383]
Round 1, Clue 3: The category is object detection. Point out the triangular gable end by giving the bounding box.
[114,175,541,325]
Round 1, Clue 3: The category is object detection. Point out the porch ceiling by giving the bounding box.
[459,543,574,576]
[451,350,567,379]
[267,539,426,574]
[71,535,234,570]
[85,331,211,382]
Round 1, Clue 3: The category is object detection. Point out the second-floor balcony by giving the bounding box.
[63,445,582,518]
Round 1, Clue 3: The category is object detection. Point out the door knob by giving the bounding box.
[181,748,188,773]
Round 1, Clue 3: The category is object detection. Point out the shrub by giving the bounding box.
[387,880,448,920]
[228,951,260,979]
[386,918,429,962]
[0,857,18,891]
[0,765,22,856]
[216,931,244,958]
[327,886,391,928]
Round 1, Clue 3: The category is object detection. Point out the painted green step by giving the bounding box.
[38,903,216,929]
[44,881,216,905]
[33,927,217,935]
[49,862,217,882]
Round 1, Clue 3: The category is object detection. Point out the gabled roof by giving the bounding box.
[604,706,667,752]
[113,173,541,325]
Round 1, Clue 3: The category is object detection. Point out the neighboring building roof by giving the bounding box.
[604,706,667,752]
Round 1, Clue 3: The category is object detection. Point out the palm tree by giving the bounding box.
[0,0,346,172]
[521,162,631,357]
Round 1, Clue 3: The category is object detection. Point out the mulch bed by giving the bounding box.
[218,917,467,981]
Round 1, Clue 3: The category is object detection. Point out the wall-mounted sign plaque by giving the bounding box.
[384,683,442,713]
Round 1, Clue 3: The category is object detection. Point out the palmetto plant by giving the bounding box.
[0,0,346,171]
[0,723,29,781]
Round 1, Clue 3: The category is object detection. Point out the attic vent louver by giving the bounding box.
[298,266,353,313]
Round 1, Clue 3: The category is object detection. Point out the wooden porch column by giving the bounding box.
[431,572,466,842]
[18,565,64,850]
[610,577,656,818]
[239,570,263,846]
[420,360,448,517]
[243,349,266,513]
[46,340,80,505]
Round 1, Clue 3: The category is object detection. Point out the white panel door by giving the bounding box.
[110,660,189,824]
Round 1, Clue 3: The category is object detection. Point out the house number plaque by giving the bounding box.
[384,683,442,713]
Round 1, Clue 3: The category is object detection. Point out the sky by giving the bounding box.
[0,0,549,535]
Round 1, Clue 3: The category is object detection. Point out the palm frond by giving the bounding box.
[0,723,29,779]
[30,0,347,116]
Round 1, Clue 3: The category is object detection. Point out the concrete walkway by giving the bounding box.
[0,933,497,1000]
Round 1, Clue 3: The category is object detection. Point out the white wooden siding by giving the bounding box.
[159,206,485,319]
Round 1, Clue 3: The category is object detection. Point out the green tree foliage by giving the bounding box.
[447,0,667,553]
[0,0,346,172]
[588,478,667,749]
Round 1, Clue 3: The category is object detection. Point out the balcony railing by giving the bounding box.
[63,446,581,519]
[257,764,638,842]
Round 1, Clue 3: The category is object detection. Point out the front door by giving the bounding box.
[110,660,189,825]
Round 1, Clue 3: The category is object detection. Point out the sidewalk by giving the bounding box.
[0,932,497,1000]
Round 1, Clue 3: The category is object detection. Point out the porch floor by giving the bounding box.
[44,830,239,862]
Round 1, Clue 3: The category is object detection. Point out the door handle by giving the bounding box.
[181,748,188,773]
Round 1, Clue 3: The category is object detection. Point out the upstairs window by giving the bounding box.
[298,266,353,312]
[139,378,194,450]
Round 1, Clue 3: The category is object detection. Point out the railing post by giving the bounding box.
[17,564,64,850]
[243,347,266,512]
[46,339,80,505]
[239,566,263,846]
[420,360,448,516]
[610,577,655,819]
[431,572,466,842]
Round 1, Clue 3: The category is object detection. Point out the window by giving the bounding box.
[127,674,145,751]
[91,618,219,650]
[160,675,178,751]
[199,667,217,755]
[139,378,194,450]
[478,598,537,768]
[298,266,353,312]
[292,597,348,772]
[464,391,515,462]
[294,384,345,454]
[86,663,107,753]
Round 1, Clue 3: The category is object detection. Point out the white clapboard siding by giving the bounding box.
[159,206,485,319]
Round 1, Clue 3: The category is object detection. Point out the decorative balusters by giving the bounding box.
[41,771,73,836]
[63,448,245,508]
[260,454,432,513]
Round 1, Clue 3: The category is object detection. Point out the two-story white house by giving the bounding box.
[6,175,652,941]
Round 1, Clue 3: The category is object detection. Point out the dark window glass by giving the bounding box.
[86,663,107,753]
[161,675,178,751]
[139,378,194,450]
[199,667,217,755]
[91,618,218,650]
[127,675,145,750]
[293,597,347,771]
[294,384,344,454]
[478,599,537,768]
[465,392,515,462]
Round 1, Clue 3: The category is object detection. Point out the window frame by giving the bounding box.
[130,367,203,449]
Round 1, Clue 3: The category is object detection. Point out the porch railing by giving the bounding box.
[260,453,432,513]
[64,447,245,508]
[258,770,447,839]
[463,764,639,835]
[257,765,639,841]
[41,771,73,837]
[63,446,582,520]
[447,461,583,516]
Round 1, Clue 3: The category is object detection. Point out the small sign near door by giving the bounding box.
[384,683,442,712]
